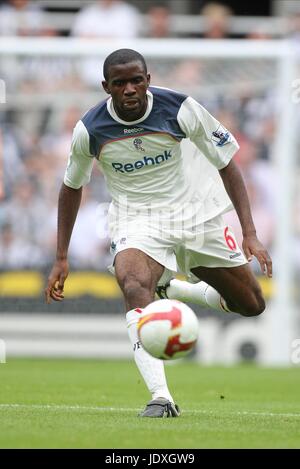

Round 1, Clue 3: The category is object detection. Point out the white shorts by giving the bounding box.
[109,213,247,284]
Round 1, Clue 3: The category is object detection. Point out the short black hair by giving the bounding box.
[103,48,147,81]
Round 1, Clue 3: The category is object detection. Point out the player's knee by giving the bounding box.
[243,288,266,317]
[122,274,152,301]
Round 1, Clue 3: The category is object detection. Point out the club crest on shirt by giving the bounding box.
[211,125,231,147]
[133,138,145,152]
[110,238,127,252]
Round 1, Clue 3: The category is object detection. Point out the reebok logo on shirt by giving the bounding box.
[123,128,144,134]
[112,150,172,173]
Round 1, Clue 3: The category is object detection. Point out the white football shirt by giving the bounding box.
[64,86,239,223]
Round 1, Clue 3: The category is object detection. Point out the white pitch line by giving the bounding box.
[0,404,137,412]
[235,411,300,418]
[0,404,300,418]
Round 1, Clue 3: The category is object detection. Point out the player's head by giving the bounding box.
[102,48,150,122]
[103,49,148,81]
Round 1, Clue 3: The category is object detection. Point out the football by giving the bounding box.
[137,299,199,360]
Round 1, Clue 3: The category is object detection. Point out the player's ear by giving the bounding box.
[102,80,110,94]
[147,74,151,87]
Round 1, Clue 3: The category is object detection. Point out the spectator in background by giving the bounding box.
[72,0,140,39]
[68,187,111,270]
[0,0,45,36]
[0,178,46,246]
[0,222,43,269]
[170,59,203,94]
[47,187,111,270]
[200,2,233,39]
[233,137,276,214]
[40,107,82,176]
[0,125,27,200]
[144,4,171,38]
[72,0,141,88]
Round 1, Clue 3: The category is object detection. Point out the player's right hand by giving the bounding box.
[45,259,69,304]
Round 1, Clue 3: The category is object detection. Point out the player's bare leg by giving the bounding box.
[115,248,180,417]
[161,263,265,317]
[115,248,163,310]
[190,263,265,316]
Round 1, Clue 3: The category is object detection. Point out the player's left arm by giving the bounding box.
[219,159,272,278]
[177,96,272,277]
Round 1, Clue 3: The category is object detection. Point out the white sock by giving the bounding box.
[126,308,174,403]
[166,279,232,313]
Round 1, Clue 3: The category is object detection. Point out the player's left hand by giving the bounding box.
[242,234,272,278]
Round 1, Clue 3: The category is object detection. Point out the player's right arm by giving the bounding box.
[45,183,82,303]
[45,120,94,304]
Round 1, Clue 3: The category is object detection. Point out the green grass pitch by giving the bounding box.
[0,359,299,448]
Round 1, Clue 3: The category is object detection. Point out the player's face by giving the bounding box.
[102,61,150,121]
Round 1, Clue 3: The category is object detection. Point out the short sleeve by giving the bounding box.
[64,120,94,189]
[177,97,239,169]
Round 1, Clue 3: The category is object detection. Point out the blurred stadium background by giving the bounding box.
[0,0,299,366]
